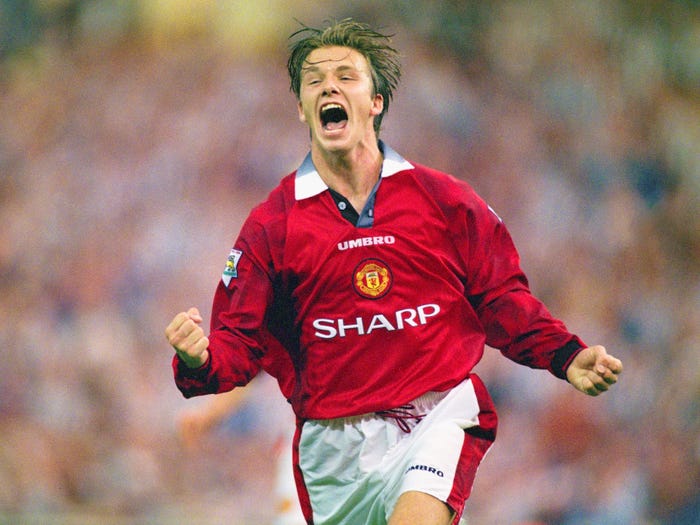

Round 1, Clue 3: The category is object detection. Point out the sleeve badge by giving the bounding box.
[222,248,243,287]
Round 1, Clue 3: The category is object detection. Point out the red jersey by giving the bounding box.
[173,143,584,419]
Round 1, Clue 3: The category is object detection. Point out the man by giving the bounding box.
[165,19,622,525]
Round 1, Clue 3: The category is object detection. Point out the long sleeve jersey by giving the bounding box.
[173,143,584,419]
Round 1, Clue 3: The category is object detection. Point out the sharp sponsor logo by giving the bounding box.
[337,235,396,251]
[312,304,440,339]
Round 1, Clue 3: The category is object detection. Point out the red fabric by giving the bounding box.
[174,159,584,419]
[446,374,498,521]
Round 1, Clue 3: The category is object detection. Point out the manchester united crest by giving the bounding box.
[353,259,392,299]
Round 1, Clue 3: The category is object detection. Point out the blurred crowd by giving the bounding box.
[1,1,698,523]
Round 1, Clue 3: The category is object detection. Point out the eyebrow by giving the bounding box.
[301,64,359,77]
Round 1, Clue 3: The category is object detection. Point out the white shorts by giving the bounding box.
[294,375,497,524]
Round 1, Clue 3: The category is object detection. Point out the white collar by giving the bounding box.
[294,141,414,201]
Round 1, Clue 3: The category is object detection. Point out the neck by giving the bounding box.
[312,140,383,212]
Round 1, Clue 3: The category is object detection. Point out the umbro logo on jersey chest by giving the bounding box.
[337,235,395,251]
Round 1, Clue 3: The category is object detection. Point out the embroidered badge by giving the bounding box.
[353,258,392,299]
[222,248,242,286]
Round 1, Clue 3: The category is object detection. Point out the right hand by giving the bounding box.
[165,307,210,368]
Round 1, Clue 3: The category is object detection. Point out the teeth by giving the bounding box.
[321,103,343,113]
[320,103,347,129]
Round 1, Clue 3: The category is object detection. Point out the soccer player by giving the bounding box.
[165,19,623,525]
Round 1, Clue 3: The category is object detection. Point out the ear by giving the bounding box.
[370,93,384,117]
[297,100,307,123]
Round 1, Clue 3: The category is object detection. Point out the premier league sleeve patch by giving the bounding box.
[222,248,243,287]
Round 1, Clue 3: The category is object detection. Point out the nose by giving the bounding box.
[321,78,339,96]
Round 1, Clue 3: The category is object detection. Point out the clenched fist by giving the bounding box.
[165,307,210,368]
[566,345,622,396]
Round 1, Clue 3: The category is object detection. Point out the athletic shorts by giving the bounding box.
[293,374,497,525]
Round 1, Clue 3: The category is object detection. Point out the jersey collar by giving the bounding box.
[294,141,414,201]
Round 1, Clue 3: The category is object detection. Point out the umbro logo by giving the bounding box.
[337,235,395,251]
[405,464,445,478]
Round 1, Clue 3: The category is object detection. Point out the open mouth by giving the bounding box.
[320,103,348,131]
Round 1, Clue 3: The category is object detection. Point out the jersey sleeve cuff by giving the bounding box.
[550,338,585,380]
[175,352,212,380]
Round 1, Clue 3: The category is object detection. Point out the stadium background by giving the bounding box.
[1,0,698,523]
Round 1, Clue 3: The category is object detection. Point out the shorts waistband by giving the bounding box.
[305,381,467,431]
[375,389,451,433]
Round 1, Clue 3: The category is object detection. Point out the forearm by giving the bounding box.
[479,288,585,377]
[173,331,263,398]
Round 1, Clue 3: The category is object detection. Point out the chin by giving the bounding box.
[314,134,352,153]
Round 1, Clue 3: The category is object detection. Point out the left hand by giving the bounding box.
[566,345,623,396]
